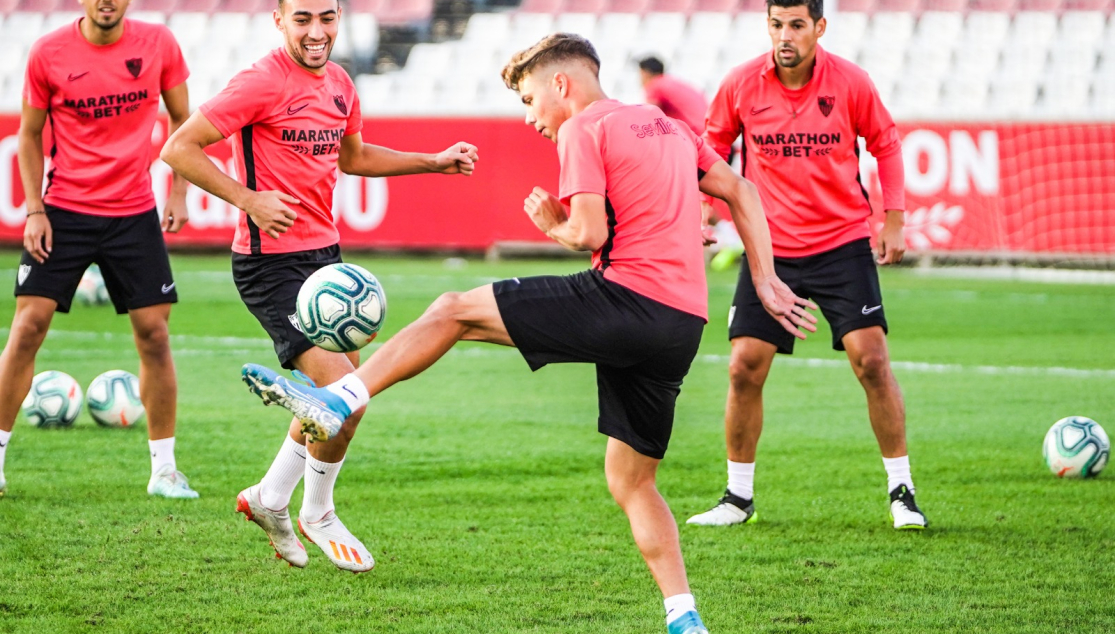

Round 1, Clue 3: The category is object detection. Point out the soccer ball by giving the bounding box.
[296,263,387,352]
[1043,416,1109,478]
[74,264,110,306]
[22,371,84,428]
[87,370,146,428]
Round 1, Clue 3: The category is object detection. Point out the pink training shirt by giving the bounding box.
[644,74,709,135]
[23,18,189,216]
[559,99,721,321]
[705,46,905,258]
[200,48,362,255]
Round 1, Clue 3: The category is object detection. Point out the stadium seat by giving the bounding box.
[167,13,210,50]
[611,0,654,12]
[43,11,80,33]
[967,0,1017,9]
[509,11,555,49]
[518,0,567,13]
[0,0,19,13]
[128,10,169,24]
[1016,0,1063,10]
[176,0,222,12]
[16,0,60,13]
[345,13,379,59]
[650,0,697,13]
[876,0,922,11]
[564,0,610,13]
[683,11,732,52]
[941,76,990,115]
[135,0,180,11]
[463,12,510,42]
[694,0,738,11]
[1,12,44,47]
[1058,11,1107,48]
[1040,72,1091,116]
[987,76,1038,116]
[639,12,687,47]
[835,0,879,12]
[554,11,597,38]
[964,11,1011,45]
[823,11,868,59]
[355,72,395,113]
[376,0,434,25]
[891,76,942,119]
[597,12,641,47]
[220,0,269,11]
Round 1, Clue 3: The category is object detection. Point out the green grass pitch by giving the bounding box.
[0,251,1112,633]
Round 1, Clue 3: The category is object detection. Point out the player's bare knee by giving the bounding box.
[605,467,656,507]
[851,350,891,385]
[133,321,171,357]
[728,348,771,390]
[8,311,52,353]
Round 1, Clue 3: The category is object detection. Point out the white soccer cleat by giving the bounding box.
[298,510,375,573]
[236,485,308,568]
[686,489,757,526]
[147,465,200,499]
[889,484,928,530]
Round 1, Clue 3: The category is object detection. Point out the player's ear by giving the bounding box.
[273,8,283,31]
[553,72,568,98]
[816,16,827,37]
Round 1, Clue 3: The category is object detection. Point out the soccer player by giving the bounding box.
[637,56,709,136]
[686,0,928,530]
[159,0,478,572]
[238,34,815,633]
[0,0,196,499]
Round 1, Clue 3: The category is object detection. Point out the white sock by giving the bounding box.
[664,593,696,625]
[883,455,914,493]
[302,455,344,523]
[258,434,307,510]
[0,428,11,481]
[326,374,370,412]
[727,460,755,500]
[149,437,176,475]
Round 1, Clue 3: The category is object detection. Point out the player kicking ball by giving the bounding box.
[160,0,477,571]
[240,34,816,633]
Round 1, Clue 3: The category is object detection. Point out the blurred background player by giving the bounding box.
[160,0,478,571]
[239,33,816,634]
[0,0,195,499]
[637,55,709,137]
[687,0,928,530]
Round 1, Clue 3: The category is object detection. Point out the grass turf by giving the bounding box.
[0,251,1112,633]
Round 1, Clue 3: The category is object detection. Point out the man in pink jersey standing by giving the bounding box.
[687,0,927,530]
[0,0,197,499]
[160,0,478,572]
[238,34,816,633]
[637,56,709,136]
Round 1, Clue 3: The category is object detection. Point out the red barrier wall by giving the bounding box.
[0,115,1111,254]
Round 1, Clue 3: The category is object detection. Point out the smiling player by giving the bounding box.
[160,0,478,571]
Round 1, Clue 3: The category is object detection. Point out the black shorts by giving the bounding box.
[15,205,177,315]
[232,245,342,369]
[493,270,705,460]
[728,238,887,354]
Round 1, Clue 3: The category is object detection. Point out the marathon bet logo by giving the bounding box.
[752,132,841,158]
[63,90,148,119]
[280,127,345,156]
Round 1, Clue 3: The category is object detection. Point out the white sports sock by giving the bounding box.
[882,455,914,493]
[0,428,12,481]
[664,593,696,625]
[326,374,370,413]
[727,460,755,500]
[149,437,176,475]
[302,455,344,522]
[258,434,307,510]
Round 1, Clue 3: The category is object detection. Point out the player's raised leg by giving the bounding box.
[687,337,776,526]
[130,304,197,499]
[842,327,926,529]
[606,438,708,634]
[0,296,58,497]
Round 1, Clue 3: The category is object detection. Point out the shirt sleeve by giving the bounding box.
[199,69,281,139]
[702,70,742,161]
[693,132,721,174]
[557,117,606,205]
[159,27,190,91]
[345,89,363,136]
[851,71,905,211]
[22,41,52,110]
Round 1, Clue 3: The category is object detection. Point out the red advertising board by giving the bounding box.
[0,115,1111,255]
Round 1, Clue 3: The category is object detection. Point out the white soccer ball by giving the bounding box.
[86,370,146,428]
[74,264,110,306]
[22,370,84,428]
[296,263,387,352]
[1043,416,1109,478]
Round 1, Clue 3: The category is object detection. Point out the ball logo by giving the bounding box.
[125,58,143,79]
[818,96,835,117]
[333,95,348,116]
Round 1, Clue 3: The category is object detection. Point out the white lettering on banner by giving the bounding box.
[183,156,238,228]
[332,174,388,232]
[949,130,999,195]
[902,130,950,196]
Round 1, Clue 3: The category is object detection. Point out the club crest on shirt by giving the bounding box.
[126,58,143,78]
[18,264,30,286]
[818,96,835,117]
[333,95,348,116]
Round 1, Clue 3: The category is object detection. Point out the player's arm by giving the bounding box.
[854,76,906,265]
[522,188,607,252]
[700,161,817,338]
[338,133,478,177]
[160,111,299,239]
[160,82,190,233]
[17,100,51,263]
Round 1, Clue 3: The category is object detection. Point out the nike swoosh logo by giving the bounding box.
[862,305,882,315]
[0,440,7,447]
[161,283,175,294]
[293,450,306,460]
[342,385,358,400]
[68,72,90,81]
[310,466,325,475]
[151,452,157,457]
[287,104,309,115]
[749,105,772,115]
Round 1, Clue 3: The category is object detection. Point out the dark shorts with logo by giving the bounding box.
[232,244,342,369]
[493,270,706,460]
[15,205,177,315]
[728,238,887,354]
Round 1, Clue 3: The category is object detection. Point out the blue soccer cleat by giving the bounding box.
[668,611,709,634]
[241,364,352,442]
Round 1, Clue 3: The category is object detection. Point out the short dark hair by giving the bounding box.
[501,33,601,92]
[638,56,665,75]
[766,0,823,22]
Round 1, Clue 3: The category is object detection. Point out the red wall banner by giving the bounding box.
[0,115,1111,255]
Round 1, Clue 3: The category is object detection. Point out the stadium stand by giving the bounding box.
[0,1,1111,118]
